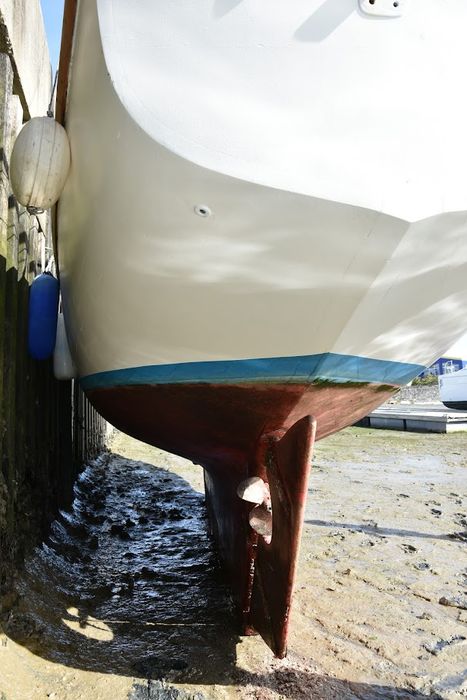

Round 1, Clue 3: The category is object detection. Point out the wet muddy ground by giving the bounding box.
[0,428,466,699]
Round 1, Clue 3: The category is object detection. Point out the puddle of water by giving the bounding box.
[5,452,237,684]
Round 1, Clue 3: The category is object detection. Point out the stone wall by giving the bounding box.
[386,383,441,405]
[0,0,106,595]
[0,0,51,118]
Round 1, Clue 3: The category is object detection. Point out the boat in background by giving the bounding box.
[439,369,467,411]
[54,0,467,657]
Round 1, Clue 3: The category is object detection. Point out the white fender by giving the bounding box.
[10,116,71,209]
[54,311,77,380]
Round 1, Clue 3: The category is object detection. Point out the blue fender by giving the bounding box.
[28,272,60,360]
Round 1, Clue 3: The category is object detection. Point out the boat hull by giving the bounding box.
[439,370,467,411]
[87,377,395,657]
[442,402,467,411]
[56,0,467,657]
[86,378,397,468]
[58,0,467,386]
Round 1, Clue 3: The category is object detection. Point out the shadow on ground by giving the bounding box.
[1,452,441,699]
[306,519,464,542]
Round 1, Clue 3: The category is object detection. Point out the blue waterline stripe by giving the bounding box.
[80,353,425,391]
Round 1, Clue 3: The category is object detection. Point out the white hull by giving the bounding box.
[439,369,467,410]
[58,0,467,385]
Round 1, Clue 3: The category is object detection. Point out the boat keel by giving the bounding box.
[204,414,316,658]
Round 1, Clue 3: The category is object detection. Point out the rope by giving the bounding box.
[47,70,59,118]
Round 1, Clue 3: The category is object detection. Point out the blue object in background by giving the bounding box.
[419,356,466,378]
[28,272,60,360]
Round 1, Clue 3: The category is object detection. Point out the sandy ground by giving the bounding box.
[0,427,466,700]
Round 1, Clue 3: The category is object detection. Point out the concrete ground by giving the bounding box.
[0,427,466,699]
